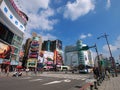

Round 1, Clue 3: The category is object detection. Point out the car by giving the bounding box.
[79,69,88,74]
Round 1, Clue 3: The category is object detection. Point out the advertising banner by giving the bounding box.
[0,42,11,59]
[27,58,37,68]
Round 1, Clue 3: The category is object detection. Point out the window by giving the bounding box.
[0,23,14,44]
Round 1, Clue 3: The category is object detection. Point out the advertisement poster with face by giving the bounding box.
[0,42,11,59]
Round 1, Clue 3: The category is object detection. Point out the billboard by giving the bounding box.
[0,42,11,59]
[27,58,37,68]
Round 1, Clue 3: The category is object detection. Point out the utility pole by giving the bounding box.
[89,44,101,74]
[97,33,117,77]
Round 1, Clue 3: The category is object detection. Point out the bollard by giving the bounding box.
[94,81,98,89]
[90,85,94,90]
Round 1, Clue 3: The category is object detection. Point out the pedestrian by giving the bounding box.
[105,67,110,80]
[93,67,100,80]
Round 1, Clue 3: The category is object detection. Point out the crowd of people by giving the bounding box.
[93,67,111,80]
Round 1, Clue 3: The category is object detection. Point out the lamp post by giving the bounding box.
[97,33,117,77]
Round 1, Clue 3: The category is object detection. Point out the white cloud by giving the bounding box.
[102,35,120,53]
[14,0,50,13]
[14,0,57,31]
[22,30,32,44]
[26,8,58,31]
[103,44,117,52]
[63,0,95,20]
[80,33,92,39]
[88,33,92,37]
[80,34,87,39]
[115,35,120,48]
[106,0,111,9]
[41,34,57,41]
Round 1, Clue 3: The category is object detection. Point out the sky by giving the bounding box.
[14,0,120,61]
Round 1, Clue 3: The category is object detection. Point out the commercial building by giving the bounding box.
[23,38,63,69]
[42,39,63,66]
[22,33,42,68]
[64,40,94,67]
[0,0,28,68]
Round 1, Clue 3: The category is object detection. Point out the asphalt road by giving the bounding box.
[0,75,87,90]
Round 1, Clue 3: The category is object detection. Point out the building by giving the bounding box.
[22,33,42,68]
[0,0,28,68]
[64,40,94,67]
[42,39,63,66]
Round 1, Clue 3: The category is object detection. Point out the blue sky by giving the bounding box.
[14,0,120,61]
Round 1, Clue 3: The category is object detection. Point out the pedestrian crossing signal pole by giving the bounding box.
[81,44,102,75]
[89,44,102,75]
[97,33,117,77]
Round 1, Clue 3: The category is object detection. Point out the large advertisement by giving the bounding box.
[0,0,25,32]
[0,42,11,59]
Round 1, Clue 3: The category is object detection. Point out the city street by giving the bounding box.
[0,72,94,90]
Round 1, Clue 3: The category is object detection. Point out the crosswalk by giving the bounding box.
[18,76,72,85]
[39,73,88,80]
[16,74,90,86]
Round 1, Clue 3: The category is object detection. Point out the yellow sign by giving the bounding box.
[27,58,37,68]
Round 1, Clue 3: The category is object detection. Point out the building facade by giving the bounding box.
[64,40,94,67]
[42,39,63,66]
[0,0,28,67]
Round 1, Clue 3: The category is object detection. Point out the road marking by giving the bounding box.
[29,79,42,82]
[63,79,71,82]
[81,78,86,80]
[43,79,71,85]
[21,77,31,79]
[85,79,96,83]
[43,81,62,85]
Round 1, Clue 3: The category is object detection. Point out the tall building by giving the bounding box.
[41,39,63,66]
[64,40,94,67]
[0,0,28,66]
[23,33,42,68]
[22,38,32,67]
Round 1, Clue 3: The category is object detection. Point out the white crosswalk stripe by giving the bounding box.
[17,74,89,86]
[39,74,88,80]
[21,77,31,79]
[29,79,43,82]
[43,79,71,85]
[43,80,62,85]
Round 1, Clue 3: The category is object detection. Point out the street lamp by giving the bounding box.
[97,33,117,76]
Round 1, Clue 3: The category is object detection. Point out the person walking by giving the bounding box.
[105,67,110,80]
[93,67,100,80]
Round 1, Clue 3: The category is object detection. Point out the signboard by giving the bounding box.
[0,0,25,32]
[0,42,11,59]
[27,58,37,68]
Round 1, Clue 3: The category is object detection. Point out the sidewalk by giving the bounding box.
[98,75,120,90]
